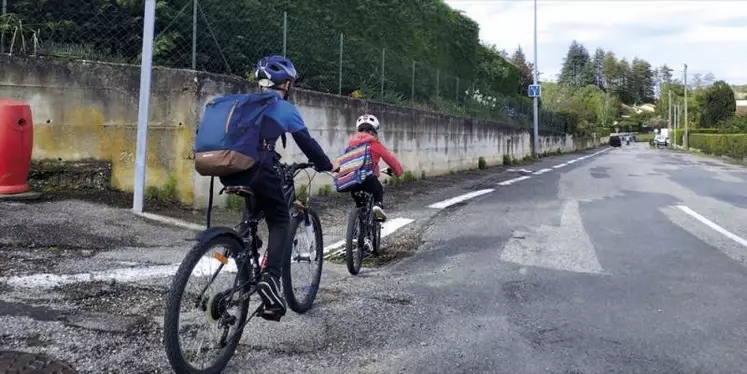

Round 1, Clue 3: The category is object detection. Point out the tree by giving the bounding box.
[559,40,594,88]
[631,58,655,103]
[700,80,737,127]
[615,58,635,104]
[510,46,534,96]
[601,51,618,92]
[592,48,605,89]
[658,65,673,84]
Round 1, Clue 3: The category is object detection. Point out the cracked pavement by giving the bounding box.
[3,144,747,373]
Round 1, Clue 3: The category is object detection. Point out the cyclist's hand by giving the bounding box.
[331,160,341,173]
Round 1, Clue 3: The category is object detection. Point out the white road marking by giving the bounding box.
[552,163,568,169]
[0,256,240,289]
[324,217,415,258]
[676,205,747,248]
[135,212,204,231]
[533,168,552,175]
[500,200,606,274]
[498,176,531,186]
[428,189,495,209]
[507,168,533,174]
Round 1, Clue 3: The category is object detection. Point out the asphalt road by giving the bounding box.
[3,143,747,374]
[238,143,747,374]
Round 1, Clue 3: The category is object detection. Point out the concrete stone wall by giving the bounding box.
[0,56,602,209]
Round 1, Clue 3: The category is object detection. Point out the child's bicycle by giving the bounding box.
[162,162,324,374]
[344,168,394,275]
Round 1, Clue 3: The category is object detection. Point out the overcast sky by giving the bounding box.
[444,0,747,85]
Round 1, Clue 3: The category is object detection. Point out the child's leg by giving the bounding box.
[370,178,384,207]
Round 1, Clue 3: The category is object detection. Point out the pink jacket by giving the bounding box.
[347,132,404,178]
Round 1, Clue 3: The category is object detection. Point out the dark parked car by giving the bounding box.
[609,135,622,147]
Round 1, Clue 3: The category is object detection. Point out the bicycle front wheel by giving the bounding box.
[283,208,324,313]
[163,234,252,374]
[345,208,364,275]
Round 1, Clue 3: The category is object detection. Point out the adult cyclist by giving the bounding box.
[219,55,338,322]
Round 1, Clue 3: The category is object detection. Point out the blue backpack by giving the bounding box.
[193,91,280,177]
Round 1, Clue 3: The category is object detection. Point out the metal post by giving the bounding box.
[532,0,539,156]
[192,0,197,69]
[282,12,287,57]
[667,89,677,148]
[675,104,679,146]
[1,0,6,54]
[132,0,157,213]
[455,77,459,103]
[338,33,343,95]
[683,63,689,149]
[436,69,440,98]
[411,61,415,102]
[380,48,385,99]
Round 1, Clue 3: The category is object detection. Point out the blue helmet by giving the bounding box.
[253,55,298,86]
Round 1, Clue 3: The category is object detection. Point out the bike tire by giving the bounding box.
[283,208,324,313]
[345,208,364,275]
[372,221,382,256]
[163,234,251,374]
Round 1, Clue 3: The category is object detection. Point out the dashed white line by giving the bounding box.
[552,163,568,169]
[498,176,531,186]
[428,189,495,209]
[0,256,241,289]
[676,205,747,248]
[324,217,415,258]
[135,212,204,231]
[533,168,552,175]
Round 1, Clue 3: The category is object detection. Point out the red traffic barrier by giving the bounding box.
[0,99,34,195]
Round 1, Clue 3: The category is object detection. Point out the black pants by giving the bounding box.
[348,174,383,206]
[220,163,289,279]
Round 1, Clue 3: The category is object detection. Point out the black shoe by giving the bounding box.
[257,272,286,321]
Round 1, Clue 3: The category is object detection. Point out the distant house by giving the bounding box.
[737,100,747,115]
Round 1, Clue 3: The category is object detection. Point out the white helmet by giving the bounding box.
[356,114,380,132]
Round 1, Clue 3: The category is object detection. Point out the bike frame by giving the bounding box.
[209,162,316,319]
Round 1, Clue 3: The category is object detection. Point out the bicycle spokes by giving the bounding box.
[176,243,252,370]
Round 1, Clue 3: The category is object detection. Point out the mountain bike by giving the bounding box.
[344,168,393,275]
[163,161,324,374]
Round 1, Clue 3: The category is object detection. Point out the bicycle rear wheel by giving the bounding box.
[372,221,382,256]
[344,208,364,275]
[283,208,324,313]
[163,234,252,374]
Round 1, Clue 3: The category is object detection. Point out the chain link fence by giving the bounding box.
[1,0,572,135]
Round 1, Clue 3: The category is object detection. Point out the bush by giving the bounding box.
[595,127,611,137]
[635,133,655,142]
[689,134,747,160]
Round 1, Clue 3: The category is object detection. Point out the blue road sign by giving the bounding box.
[528,84,541,98]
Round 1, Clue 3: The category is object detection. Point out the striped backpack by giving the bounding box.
[332,142,375,192]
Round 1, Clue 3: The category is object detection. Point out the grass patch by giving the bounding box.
[317,184,332,197]
[226,194,244,212]
[145,174,179,203]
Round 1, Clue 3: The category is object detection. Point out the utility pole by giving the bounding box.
[531,0,539,156]
[674,103,679,146]
[667,89,677,145]
[683,63,689,149]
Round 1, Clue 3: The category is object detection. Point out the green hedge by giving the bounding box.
[671,128,747,147]
[595,127,611,137]
[688,134,747,160]
[635,133,655,142]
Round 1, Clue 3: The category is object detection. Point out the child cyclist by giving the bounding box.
[344,114,403,221]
